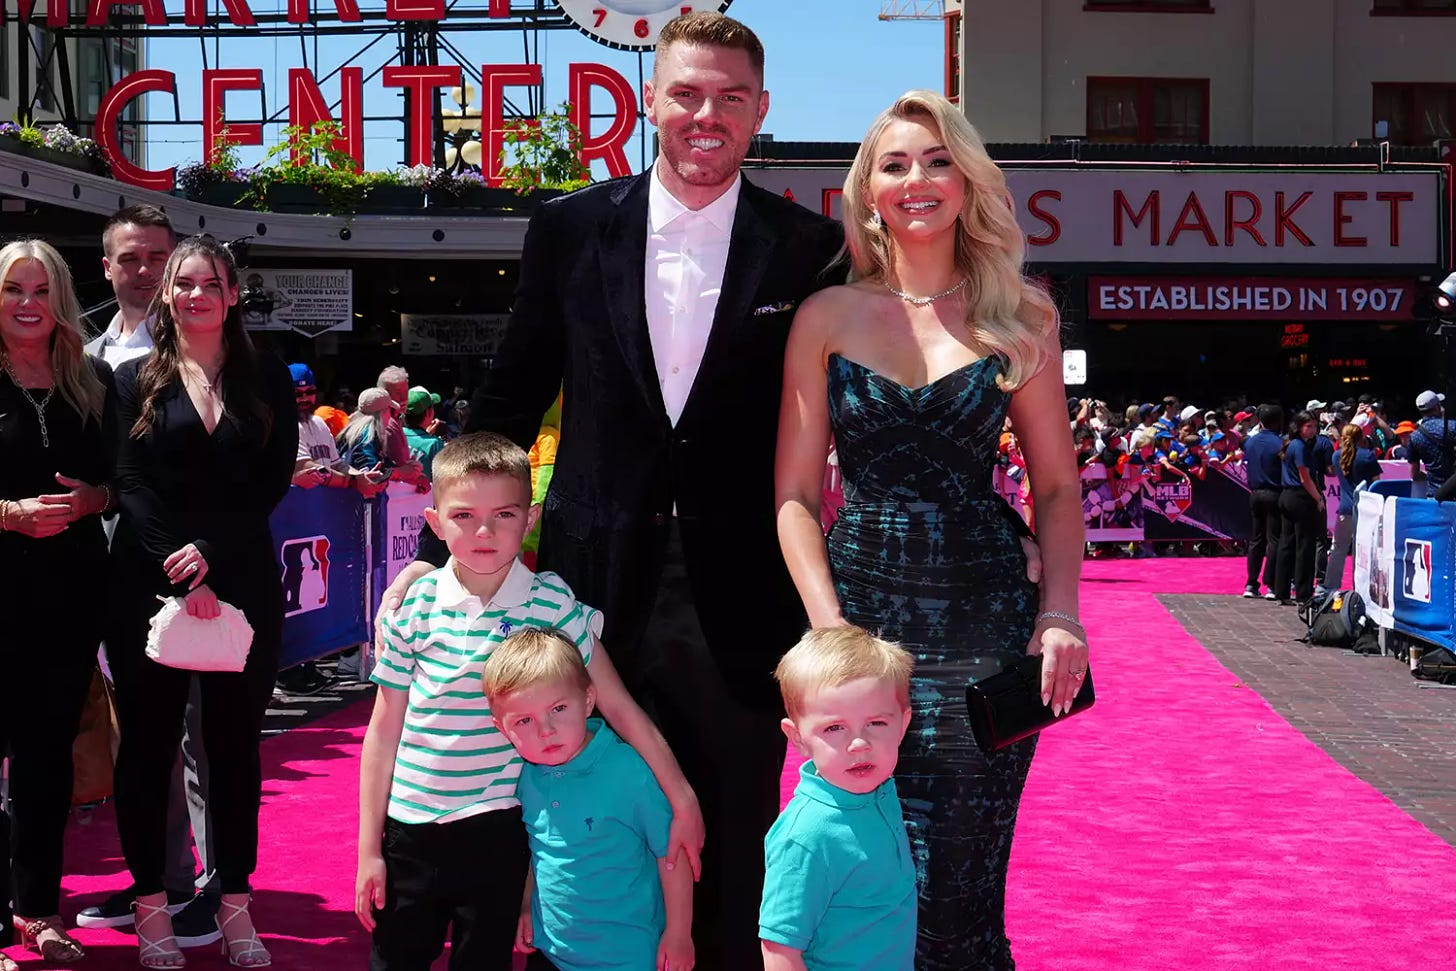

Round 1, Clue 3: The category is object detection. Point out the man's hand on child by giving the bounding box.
[665,799,705,881]
[656,927,695,971]
[354,855,387,931]
[514,913,536,954]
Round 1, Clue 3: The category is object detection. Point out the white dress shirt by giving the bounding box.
[645,166,741,426]
[84,311,154,367]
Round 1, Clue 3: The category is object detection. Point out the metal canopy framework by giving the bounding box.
[13,1,618,170]
[878,1,946,20]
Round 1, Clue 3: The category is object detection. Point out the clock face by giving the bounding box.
[555,1,736,52]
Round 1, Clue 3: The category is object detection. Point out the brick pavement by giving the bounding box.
[1160,593,1456,846]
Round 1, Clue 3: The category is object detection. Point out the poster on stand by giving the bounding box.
[241,269,353,336]
[381,482,434,591]
[401,313,511,356]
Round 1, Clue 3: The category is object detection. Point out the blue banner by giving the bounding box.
[271,487,371,669]
[1389,497,1456,652]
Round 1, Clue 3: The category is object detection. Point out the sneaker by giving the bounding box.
[335,648,361,678]
[75,886,191,929]
[172,892,223,949]
[1242,585,1258,598]
[1263,591,1278,601]
[275,661,330,696]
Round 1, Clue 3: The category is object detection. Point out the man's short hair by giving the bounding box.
[101,204,175,255]
[482,627,591,702]
[430,432,532,500]
[656,11,765,82]
[775,626,912,720]
[1257,403,1284,430]
[377,365,409,389]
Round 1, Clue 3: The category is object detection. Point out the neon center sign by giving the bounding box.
[7,1,736,191]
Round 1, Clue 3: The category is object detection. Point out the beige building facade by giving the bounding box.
[961,0,1456,147]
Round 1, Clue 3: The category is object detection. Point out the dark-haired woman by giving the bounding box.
[0,240,117,970]
[107,237,296,969]
[1273,411,1327,606]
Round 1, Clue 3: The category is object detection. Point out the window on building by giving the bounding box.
[1087,77,1209,143]
[1,23,9,100]
[1373,83,1456,144]
[1372,0,1456,13]
[1084,1,1213,10]
[30,27,56,112]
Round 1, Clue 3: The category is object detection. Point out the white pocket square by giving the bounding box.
[753,300,796,316]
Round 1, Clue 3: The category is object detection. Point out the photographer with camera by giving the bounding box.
[289,364,386,498]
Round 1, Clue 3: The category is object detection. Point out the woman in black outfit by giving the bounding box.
[1273,411,1326,606]
[0,240,117,969]
[108,237,296,969]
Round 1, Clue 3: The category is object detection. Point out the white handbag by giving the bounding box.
[145,596,255,672]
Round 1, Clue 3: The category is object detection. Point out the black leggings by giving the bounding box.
[1274,488,1325,603]
[108,592,282,897]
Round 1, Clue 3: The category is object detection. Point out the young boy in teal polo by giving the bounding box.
[483,627,694,971]
[760,627,917,971]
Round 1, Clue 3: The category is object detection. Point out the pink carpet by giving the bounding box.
[10,557,1456,970]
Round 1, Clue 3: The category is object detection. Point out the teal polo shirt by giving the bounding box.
[519,719,672,971]
[759,762,916,971]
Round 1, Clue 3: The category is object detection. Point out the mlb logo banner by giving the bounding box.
[282,535,332,618]
[1402,539,1432,604]
[270,488,370,669]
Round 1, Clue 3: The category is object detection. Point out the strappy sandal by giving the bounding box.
[133,896,185,970]
[217,896,270,969]
[18,915,86,963]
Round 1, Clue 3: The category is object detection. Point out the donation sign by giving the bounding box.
[401,313,511,356]
[241,269,353,336]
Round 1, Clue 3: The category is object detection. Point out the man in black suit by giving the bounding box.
[377,13,844,968]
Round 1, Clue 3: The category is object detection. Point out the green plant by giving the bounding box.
[242,122,372,215]
[177,123,246,195]
[497,103,590,196]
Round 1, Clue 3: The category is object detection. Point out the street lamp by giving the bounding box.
[441,84,483,172]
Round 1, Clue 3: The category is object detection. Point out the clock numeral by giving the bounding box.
[681,5,693,12]
[634,16,651,38]
[592,6,606,27]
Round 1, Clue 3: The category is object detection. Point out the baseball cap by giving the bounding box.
[1234,410,1254,423]
[1331,400,1349,413]
[1208,431,1226,443]
[288,363,316,390]
[406,386,442,418]
[1306,399,1328,411]
[314,405,348,437]
[1395,420,1418,435]
[1352,413,1372,430]
[1417,390,1446,411]
[1179,405,1200,422]
[358,387,395,415]
[1137,403,1156,419]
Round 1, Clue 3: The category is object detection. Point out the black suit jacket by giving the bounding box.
[417,172,845,705]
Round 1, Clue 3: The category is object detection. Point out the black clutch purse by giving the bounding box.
[965,654,1095,754]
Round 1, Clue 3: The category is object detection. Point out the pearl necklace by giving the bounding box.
[883,277,968,307]
[3,358,56,448]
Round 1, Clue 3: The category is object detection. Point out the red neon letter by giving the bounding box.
[87,0,166,25]
[202,69,264,163]
[386,0,444,21]
[1223,190,1266,246]
[1113,190,1160,246]
[488,0,509,14]
[1376,190,1414,246]
[480,63,544,186]
[1274,191,1314,247]
[1333,191,1368,247]
[286,0,361,23]
[1166,191,1218,247]
[569,63,637,180]
[288,67,364,170]
[1026,189,1062,246]
[184,0,257,26]
[96,70,177,191]
[6,0,68,27]
[383,65,461,167]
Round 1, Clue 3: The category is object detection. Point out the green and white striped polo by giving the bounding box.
[372,557,601,825]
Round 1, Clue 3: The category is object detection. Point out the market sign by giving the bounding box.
[747,168,1443,266]
[8,0,709,191]
[400,313,510,356]
[1088,276,1417,321]
[242,269,353,336]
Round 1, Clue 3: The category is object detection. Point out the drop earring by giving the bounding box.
[872,210,884,230]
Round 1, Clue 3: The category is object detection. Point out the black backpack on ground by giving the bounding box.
[1299,590,1369,648]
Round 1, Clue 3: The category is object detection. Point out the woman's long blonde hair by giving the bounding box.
[0,240,106,423]
[842,91,1058,389]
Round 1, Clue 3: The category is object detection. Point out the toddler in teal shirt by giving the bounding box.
[760,626,916,971]
[484,627,695,971]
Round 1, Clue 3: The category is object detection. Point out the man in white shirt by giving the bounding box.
[84,205,173,366]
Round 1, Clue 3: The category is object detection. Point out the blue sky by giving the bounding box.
[141,0,947,173]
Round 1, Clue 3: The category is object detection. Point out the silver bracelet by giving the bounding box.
[1036,610,1084,631]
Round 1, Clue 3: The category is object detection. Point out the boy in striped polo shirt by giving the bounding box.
[355,433,701,971]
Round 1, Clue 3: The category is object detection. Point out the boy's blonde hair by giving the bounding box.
[775,626,913,719]
[481,627,591,702]
[431,431,532,500]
